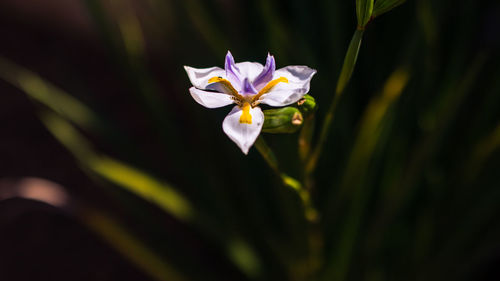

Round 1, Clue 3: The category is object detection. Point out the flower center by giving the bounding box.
[208,76,289,125]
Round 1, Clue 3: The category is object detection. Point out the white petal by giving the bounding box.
[184,65,225,89]
[236,62,264,81]
[222,106,264,154]
[260,66,317,107]
[189,87,234,108]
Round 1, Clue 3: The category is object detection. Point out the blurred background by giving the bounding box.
[0,0,499,280]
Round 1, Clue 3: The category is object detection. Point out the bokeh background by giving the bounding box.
[0,0,499,281]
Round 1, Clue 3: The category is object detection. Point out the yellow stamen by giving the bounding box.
[208,76,243,100]
[252,77,289,103]
[239,102,252,124]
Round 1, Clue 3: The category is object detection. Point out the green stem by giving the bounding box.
[299,116,316,164]
[306,29,365,177]
[255,136,280,174]
[255,136,318,222]
[255,135,322,281]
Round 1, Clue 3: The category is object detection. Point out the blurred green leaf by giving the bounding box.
[182,0,228,55]
[40,112,195,222]
[0,56,146,164]
[0,57,95,129]
[322,67,410,281]
[83,208,188,281]
[39,111,263,279]
[466,122,500,182]
[258,0,292,61]
[365,54,488,269]
[91,157,195,221]
[84,0,186,153]
[0,54,265,280]
[372,0,407,18]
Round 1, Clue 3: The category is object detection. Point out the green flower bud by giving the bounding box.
[262,107,304,134]
[296,94,317,117]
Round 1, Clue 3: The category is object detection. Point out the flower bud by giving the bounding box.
[296,94,317,117]
[262,107,304,134]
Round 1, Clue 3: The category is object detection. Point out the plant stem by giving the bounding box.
[255,136,319,222]
[299,116,316,163]
[306,29,365,177]
[255,136,280,174]
[255,136,323,281]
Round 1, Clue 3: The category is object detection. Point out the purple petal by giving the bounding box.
[252,53,275,90]
[225,51,242,89]
[242,78,258,95]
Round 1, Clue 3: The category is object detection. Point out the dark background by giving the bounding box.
[0,0,499,281]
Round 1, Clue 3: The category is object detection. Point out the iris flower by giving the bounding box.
[184,51,316,154]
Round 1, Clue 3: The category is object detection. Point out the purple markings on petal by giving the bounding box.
[253,53,276,90]
[242,78,258,95]
[225,51,242,89]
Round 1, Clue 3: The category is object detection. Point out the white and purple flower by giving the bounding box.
[184,51,316,154]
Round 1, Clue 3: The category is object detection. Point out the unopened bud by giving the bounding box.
[263,107,304,134]
[296,94,317,117]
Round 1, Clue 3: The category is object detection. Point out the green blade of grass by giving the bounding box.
[39,111,262,279]
[321,67,410,281]
[40,111,195,222]
[82,208,188,281]
[0,54,263,279]
[372,0,407,18]
[0,57,95,129]
[366,53,488,258]
[0,56,147,163]
[182,0,228,55]
[306,29,364,176]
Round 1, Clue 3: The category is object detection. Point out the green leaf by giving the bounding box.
[83,209,188,281]
[322,67,410,281]
[336,29,364,96]
[306,29,364,175]
[372,0,406,18]
[0,56,264,279]
[0,56,96,129]
[356,0,374,27]
[40,112,196,223]
[41,111,264,279]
